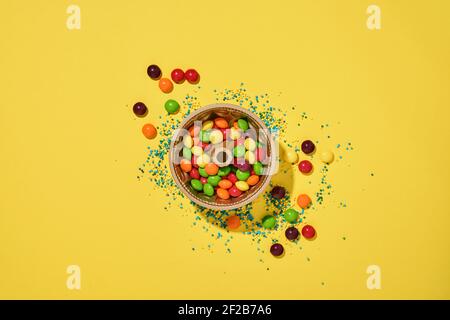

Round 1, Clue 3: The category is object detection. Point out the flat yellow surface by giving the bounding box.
[1,0,449,299]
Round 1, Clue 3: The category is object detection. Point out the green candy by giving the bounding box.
[164,99,180,114]
[237,118,249,131]
[207,175,221,187]
[233,145,246,158]
[203,183,215,196]
[262,215,276,229]
[231,166,238,173]
[284,208,299,223]
[191,179,203,191]
[199,167,209,178]
[182,147,192,159]
[200,130,210,142]
[217,166,231,177]
[253,161,264,175]
[236,169,250,181]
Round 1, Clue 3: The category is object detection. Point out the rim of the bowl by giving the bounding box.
[168,103,277,210]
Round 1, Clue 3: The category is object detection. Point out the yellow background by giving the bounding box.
[1,0,449,299]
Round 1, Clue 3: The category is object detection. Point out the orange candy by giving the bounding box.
[247,175,260,186]
[297,194,311,209]
[180,159,192,173]
[227,215,240,229]
[214,117,229,129]
[217,188,230,200]
[233,121,239,129]
[142,123,157,139]
[189,125,200,137]
[159,78,173,93]
[218,179,232,189]
[205,163,219,175]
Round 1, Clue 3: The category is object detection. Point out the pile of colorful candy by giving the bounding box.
[178,116,268,201]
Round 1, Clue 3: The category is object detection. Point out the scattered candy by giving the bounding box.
[147,64,161,79]
[164,99,180,114]
[262,215,276,229]
[301,225,316,239]
[270,186,286,199]
[270,243,284,257]
[284,149,299,164]
[185,69,200,83]
[133,102,148,117]
[142,123,157,139]
[297,194,311,209]
[284,208,299,223]
[298,160,313,174]
[170,68,185,83]
[301,140,316,154]
[285,227,299,241]
[227,215,241,229]
[320,150,334,164]
[159,78,173,93]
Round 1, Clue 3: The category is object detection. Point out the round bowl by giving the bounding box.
[169,103,277,210]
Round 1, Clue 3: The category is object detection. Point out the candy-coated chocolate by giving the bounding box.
[159,78,173,93]
[191,146,203,156]
[284,149,298,164]
[297,194,311,209]
[203,183,215,196]
[209,129,223,144]
[190,179,203,191]
[185,69,199,83]
[244,138,256,151]
[236,169,250,181]
[320,150,334,164]
[227,215,240,229]
[301,140,315,154]
[218,166,231,177]
[235,181,249,191]
[183,135,193,148]
[228,186,242,197]
[298,160,313,174]
[262,215,276,229]
[214,117,229,129]
[253,162,264,175]
[218,179,232,189]
[182,147,192,160]
[205,163,219,175]
[147,64,161,79]
[133,102,147,117]
[284,208,299,223]
[285,227,299,241]
[171,68,185,83]
[202,120,214,131]
[207,175,221,187]
[164,99,179,114]
[270,243,284,257]
[245,151,256,164]
[217,188,230,200]
[237,118,249,131]
[271,186,286,199]
[142,123,157,139]
[227,172,238,184]
[189,168,200,179]
[246,175,260,186]
[196,154,210,168]
[302,225,316,239]
[180,159,192,172]
[198,167,209,178]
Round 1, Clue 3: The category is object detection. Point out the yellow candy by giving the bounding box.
[320,150,334,164]
[209,129,224,144]
[191,146,203,156]
[244,138,256,151]
[202,120,214,131]
[183,135,193,148]
[284,149,299,164]
[235,181,249,191]
[245,151,256,164]
[229,128,241,140]
[196,154,210,167]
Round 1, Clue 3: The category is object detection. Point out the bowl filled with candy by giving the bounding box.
[169,103,277,210]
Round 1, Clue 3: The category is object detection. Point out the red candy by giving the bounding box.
[171,68,185,83]
[298,160,313,174]
[229,185,242,198]
[185,69,199,83]
[189,168,200,179]
[200,177,208,184]
[191,156,199,168]
[256,147,266,162]
[301,225,316,239]
[227,172,238,184]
